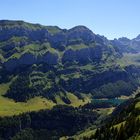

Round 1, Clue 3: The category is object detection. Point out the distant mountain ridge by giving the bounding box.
[0,20,121,72]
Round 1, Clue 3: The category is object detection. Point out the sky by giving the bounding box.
[0,0,140,39]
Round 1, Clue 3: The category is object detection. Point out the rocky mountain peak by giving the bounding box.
[67,25,95,43]
[134,34,140,41]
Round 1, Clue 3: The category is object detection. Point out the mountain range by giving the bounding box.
[0,20,140,140]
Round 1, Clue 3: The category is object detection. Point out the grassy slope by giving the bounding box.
[118,53,140,67]
[60,128,96,140]
[0,96,55,116]
[0,82,90,116]
[66,44,88,51]
[4,42,58,62]
[128,134,140,140]
[0,82,55,116]
[67,92,91,107]
[0,81,49,116]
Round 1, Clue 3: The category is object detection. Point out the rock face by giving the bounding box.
[67,26,95,44]
[62,44,118,64]
[42,52,58,65]
[49,32,67,50]
[4,52,59,71]
[111,36,140,53]
[0,20,50,42]
[62,46,103,64]
[0,20,122,71]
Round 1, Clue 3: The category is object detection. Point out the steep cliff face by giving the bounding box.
[62,45,109,64]
[0,20,122,71]
[67,26,95,44]
[0,20,50,42]
[4,52,59,71]
[111,35,140,53]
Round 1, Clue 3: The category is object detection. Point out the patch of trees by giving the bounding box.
[4,73,38,102]
[60,69,131,93]
[0,105,99,140]
[82,99,127,110]
[4,65,140,102]
[4,72,58,102]
[91,117,140,140]
[0,68,10,83]
[82,102,113,110]
[83,97,140,140]
[92,80,138,98]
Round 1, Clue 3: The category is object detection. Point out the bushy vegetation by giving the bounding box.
[5,73,36,102]
[0,105,99,140]
[82,99,126,109]
[83,96,140,140]
[93,80,137,98]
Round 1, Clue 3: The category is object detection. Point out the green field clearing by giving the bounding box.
[0,82,89,116]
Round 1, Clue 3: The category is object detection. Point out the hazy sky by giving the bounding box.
[0,0,140,39]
